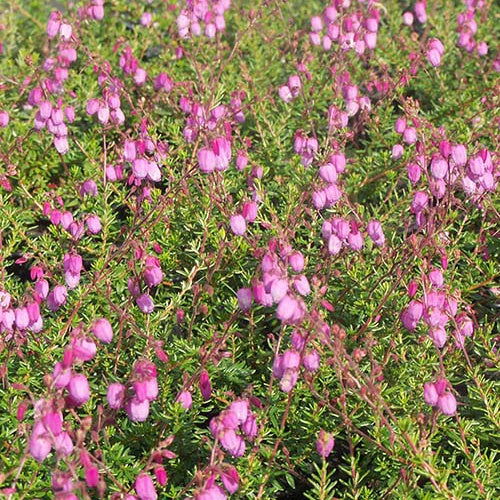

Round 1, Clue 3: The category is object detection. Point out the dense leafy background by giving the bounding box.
[0,0,499,499]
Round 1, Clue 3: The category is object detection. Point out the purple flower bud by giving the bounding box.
[229,399,249,425]
[126,397,150,422]
[457,313,474,337]
[276,295,298,322]
[310,15,323,32]
[293,275,311,296]
[176,390,192,410]
[392,144,404,160]
[221,428,246,457]
[92,318,113,343]
[68,374,90,406]
[220,466,239,494]
[35,279,49,299]
[47,285,68,311]
[414,1,427,23]
[477,41,488,56]
[270,278,289,303]
[426,48,441,67]
[430,155,448,179]
[134,68,147,86]
[80,179,98,197]
[64,254,83,275]
[42,411,63,435]
[230,214,246,236]
[403,11,414,25]
[438,393,457,415]
[278,85,292,102]
[288,251,305,272]
[144,377,158,401]
[0,110,8,128]
[327,234,342,255]
[196,484,227,500]
[144,264,163,288]
[242,201,257,222]
[86,215,102,234]
[72,337,96,361]
[316,429,334,458]
[312,189,327,210]
[136,294,154,314]
[135,473,157,500]
[428,269,444,288]
[403,127,417,144]
[54,432,73,457]
[197,148,216,173]
[237,288,253,311]
[430,327,447,348]
[367,220,385,247]
[303,350,320,372]
[282,349,300,370]
[347,230,364,251]
[15,307,30,330]
[53,362,71,388]
[236,151,248,170]
[242,413,257,439]
[199,370,212,400]
[69,221,85,240]
[411,191,429,213]
[395,118,407,134]
[107,383,126,409]
[434,378,447,395]
[29,422,51,462]
[423,382,438,406]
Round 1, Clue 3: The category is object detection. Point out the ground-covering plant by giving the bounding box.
[0,0,499,498]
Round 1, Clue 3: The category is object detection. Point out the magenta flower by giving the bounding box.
[47,285,68,311]
[0,110,10,127]
[126,397,150,422]
[176,390,193,410]
[135,473,157,500]
[68,374,90,406]
[367,219,385,247]
[229,214,246,236]
[220,466,239,494]
[423,382,439,406]
[29,421,51,462]
[107,383,126,409]
[199,370,212,400]
[438,393,457,415]
[86,215,102,234]
[303,350,320,372]
[72,337,97,361]
[92,318,113,343]
[220,428,246,457]
[54,432,73,457]
[316,429,334,458]
[136,294,154,314]
[242,201,257,222]
[237,287,253,311]
[198,147,216,173]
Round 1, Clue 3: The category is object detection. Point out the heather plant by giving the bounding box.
[0,0,499,499]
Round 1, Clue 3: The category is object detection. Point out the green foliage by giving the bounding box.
[0,0,499,499]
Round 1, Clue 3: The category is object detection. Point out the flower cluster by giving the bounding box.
[457,4,489,56]
[423,378,457,415]
[401,268,474,350]
[209,399,257,457]
[309,1,380,55]
[322,217,363,254]
[197,137,232,173]
[176,0,232,39]
[278,75,301,103]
